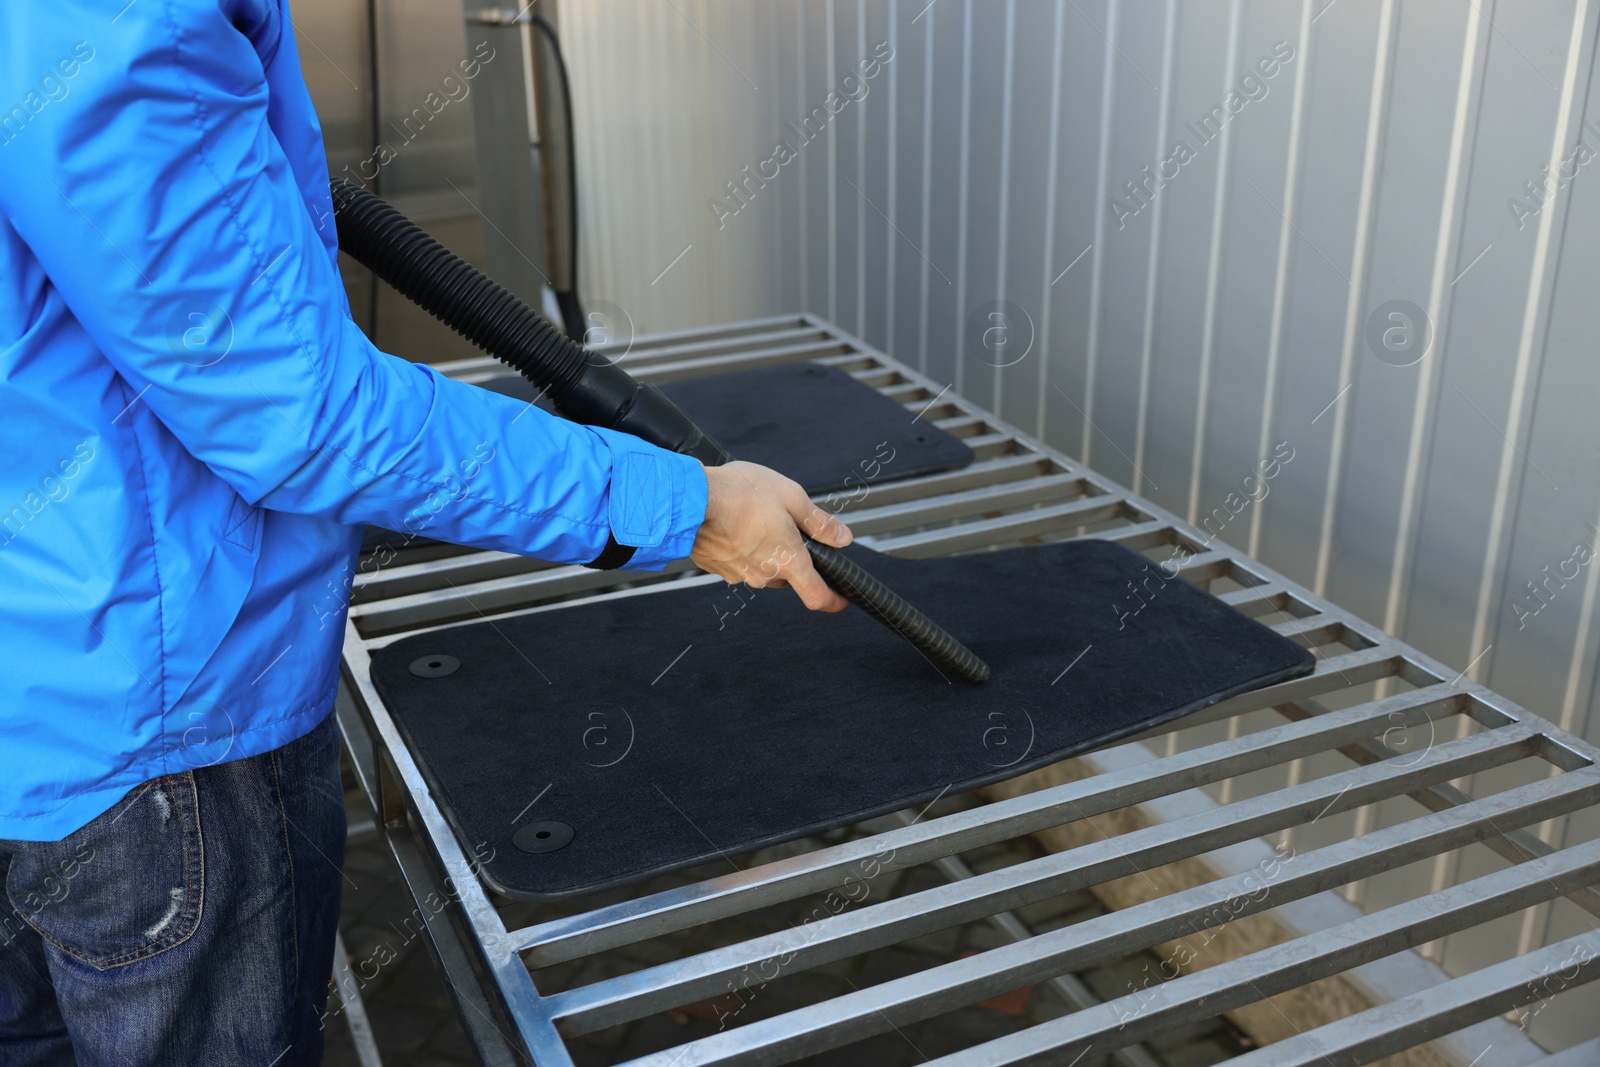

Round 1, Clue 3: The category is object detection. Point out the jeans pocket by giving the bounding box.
[4,772,205,970]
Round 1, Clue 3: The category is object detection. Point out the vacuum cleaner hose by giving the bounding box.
[804,542,991,683]
[331,178,990,684]
[328,178,731,466]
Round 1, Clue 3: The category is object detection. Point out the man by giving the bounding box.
[0,2,851,1063]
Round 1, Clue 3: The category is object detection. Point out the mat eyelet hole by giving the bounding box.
[513,820,575,854]
[408,654,461,679]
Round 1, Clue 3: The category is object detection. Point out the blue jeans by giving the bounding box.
[0,712,345,1066]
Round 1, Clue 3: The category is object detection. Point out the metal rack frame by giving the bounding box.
[336,314,1600,1066]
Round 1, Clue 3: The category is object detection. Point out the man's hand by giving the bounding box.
[690,461,854,612]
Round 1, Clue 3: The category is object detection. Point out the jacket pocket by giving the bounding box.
[3,772,204,970]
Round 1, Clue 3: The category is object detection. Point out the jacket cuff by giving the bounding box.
[588,426,709,571]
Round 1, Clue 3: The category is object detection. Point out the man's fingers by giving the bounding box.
[794,499,853,548]
[783,553,850,612]
[690,462,853,613]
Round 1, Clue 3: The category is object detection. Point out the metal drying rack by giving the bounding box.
[336,313,1600,1066]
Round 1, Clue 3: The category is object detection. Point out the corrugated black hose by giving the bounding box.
[329,178,724,464]
[329,178,990,683]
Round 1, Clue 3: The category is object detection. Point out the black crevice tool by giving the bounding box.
[330,179,991,683]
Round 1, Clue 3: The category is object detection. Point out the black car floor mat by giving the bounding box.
[477,360,973,495]
[361,361,973,557]
[660,361,972,493]
[371,539,1315,900]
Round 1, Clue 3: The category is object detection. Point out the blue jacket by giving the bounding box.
[0,0,708,840]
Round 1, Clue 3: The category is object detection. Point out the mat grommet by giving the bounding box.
[513,821,574,854]
[409,654,460,678]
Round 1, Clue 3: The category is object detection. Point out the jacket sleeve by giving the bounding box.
[0,0,706,570]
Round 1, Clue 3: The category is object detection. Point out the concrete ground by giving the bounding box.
[323,767,1252,1067]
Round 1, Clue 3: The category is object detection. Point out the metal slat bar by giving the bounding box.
[922,838,1600,1067]
[845,366,906,388]
[1216,584,1316,620]
[1545,1035,1600,1067]
[1234,966,1600,1067]
[1071,519,1173,551]
[1276,697,1600,919]
[818,354,887,371]
[903,833,1167,1067]
[383,830,537,1067]
[349,560,697,635]
[905,401,962,423]
[870,498,1146,556]
[1121,649,1423,743]
[356,571,730,651]
[928,415,992,438]
[580,315,815,357]
[615,774,1600,1067]
[351,480,1106,631]
[432,316,819,381]
[963,432,1027,461]
[844,474,1096,536]
[332,930,385,1067]
[510,688,1461,964]
[353,493,1137,636]
[457,331,843,386]
[1272,615,1349,647]
[824,454,1065,509]
[459,337,867,390]
[352,551,558,604]
[1033,547,1252,598]
[544,723,1543,1034]
[628,340,857,383]
[349,455,1071,603]
[339,626,563,1065]
[601,326,829,366]
[588,314,814,353]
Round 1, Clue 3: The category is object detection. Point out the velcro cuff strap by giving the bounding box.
[583,533,638,570]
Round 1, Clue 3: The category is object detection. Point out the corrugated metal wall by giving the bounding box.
[559,0,1600,1049]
